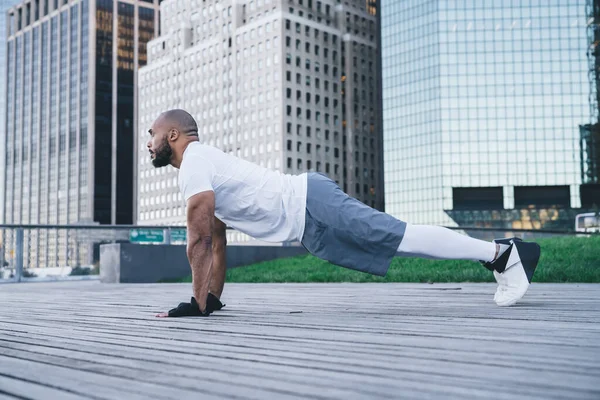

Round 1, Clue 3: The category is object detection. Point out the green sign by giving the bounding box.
[130,229,164,243]
[171,229,187,242]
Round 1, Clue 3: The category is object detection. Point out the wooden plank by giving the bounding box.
[2,322,597,375]
[0,355,238,400]
[0,392,23,400]
[0,375,94,400]
[1,321,598,391]
[0,282,598,400]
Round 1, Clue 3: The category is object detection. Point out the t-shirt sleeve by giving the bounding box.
[179,156,215,201]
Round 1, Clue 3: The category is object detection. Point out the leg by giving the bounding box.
[396,224,541,307]
[396,224,501,262]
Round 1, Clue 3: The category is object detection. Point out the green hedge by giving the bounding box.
[176,236,600,283]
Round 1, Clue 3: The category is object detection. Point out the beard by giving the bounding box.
[151,137,173,168]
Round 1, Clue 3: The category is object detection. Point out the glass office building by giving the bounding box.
[0,0,23,224]
[2,0,159,268]
[382,1,598,230]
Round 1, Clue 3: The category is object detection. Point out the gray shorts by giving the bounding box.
[300,173,407,276]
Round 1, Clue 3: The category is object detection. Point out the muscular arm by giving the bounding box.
[209,217,227,298]
[186,191,216,312]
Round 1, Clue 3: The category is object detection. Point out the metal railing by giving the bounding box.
[0,224,188,283]
[0,224,591,283]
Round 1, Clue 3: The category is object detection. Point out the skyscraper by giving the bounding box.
[2,0,159,267]
[579,0,600,199]
[0,0,23,225]
[382,1,596,230]
[137,0,382,241]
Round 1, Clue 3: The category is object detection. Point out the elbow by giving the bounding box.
[187,236,212,262]
[188,235,213,255]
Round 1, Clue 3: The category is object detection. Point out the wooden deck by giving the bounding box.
[0,282,598,399]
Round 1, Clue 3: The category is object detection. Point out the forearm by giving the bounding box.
[209,240,227,298]
[188,237,213,312]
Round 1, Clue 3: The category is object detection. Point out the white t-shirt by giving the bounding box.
[178,142,308,242]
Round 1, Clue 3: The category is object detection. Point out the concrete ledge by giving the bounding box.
[100,243,308,283]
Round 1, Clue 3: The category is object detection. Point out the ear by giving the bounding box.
[169,128,180,142]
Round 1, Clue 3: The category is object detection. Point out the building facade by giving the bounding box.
[0,0,23,225]
[382,1,597,230]
[137,0,382,242]
[2,0,159,267]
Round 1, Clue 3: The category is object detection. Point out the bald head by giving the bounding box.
[147,109,200,169]
[156,109,198,137]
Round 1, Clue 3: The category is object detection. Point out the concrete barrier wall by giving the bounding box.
[100,243,308,283]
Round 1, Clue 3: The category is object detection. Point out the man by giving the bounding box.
[148,110,541,317]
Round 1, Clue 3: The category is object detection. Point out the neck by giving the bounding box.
[171,141,195,169]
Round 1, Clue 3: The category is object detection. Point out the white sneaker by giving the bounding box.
[483,238,541,307]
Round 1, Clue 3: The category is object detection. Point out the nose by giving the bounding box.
[146,139,152,149]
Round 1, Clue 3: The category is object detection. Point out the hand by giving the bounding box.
[156,297,211,318]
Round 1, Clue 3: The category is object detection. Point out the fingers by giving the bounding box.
[156,312,169,318]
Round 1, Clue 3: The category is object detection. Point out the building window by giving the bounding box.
[453,187,504,210]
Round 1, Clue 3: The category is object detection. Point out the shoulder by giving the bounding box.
[181,143,212,168]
